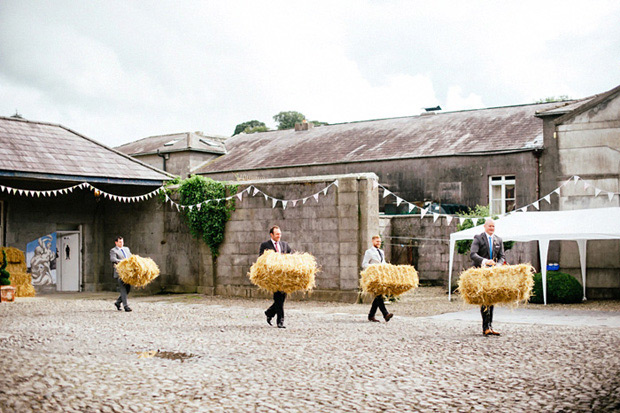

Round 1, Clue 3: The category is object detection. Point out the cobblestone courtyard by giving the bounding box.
[1,289,619,412]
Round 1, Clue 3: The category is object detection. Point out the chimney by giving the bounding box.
[294,119,314,131]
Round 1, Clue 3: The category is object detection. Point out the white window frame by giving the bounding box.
[489,175,516,215]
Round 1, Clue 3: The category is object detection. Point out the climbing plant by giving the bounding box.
[0,250,10,286]
[176,175,238,257]
[455,205,515,255]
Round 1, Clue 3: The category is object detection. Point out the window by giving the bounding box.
[489,175,515,215]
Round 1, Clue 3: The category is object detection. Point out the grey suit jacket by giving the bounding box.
[362,247,385,270]
[470,233,505,268]
[110,246,132,278]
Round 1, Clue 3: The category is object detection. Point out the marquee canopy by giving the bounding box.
[448,207,620,304]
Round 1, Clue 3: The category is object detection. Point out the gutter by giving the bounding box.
[0,170,168,186]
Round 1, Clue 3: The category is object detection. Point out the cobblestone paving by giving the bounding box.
[1,292,619,412]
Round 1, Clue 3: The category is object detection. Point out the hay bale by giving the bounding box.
[7,262,27,274]
[248,250,317,294]
[10,271,32,286]
[116,255,160,288]
[14,282,36,297]
[457,264,535,307]
[1,247,25,264]
[360,263,419,297]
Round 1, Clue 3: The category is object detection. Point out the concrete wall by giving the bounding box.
[134,151,220,178]
[381,215,539,288]
[554,93,620,298]
[200,151,541,213]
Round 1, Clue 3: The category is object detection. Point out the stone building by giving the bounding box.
[116,131,227,178]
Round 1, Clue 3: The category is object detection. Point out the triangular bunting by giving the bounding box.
[532,201,540,210]
[292,200,297,207]
[583,181,590,190]
[302,197,308,204]
[446,216,453,225]
[544,195,551,203]
[272,198,278,208]
[334,180,339,187]
[519,207,527,212]
[322,187,328,196]
[196,204,202,211]
[382,189,392,198]
[408,203,415,213]
[432,213,439,222]
[594,188,602,197]
[420,208,428,219]
[253,187,260,196]
[313,193,319,202]
[553,188,561,195]
[372,180,379,189]
[573,175,580,183]
[18,189,23,195]
[263,194,268,201]
[396,197,403,207]
[459,217,466,225]
[608,192,615,202]
[236,192,243,201]
[282,201,288,210]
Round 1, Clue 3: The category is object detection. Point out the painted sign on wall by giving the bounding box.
[26,233,57,285]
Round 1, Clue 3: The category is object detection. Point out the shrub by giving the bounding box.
[0,250,10,286]
[529,271,583,304]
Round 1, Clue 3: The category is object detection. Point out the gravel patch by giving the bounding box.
[1,288,619,412]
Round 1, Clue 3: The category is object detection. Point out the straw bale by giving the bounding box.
[360,263,419,297]
[7,262,27,274]
[15,283,36,297]
[248,250,317,294]
[1,247,25,264]
[8,271,36,297]
[116,255,160,288]
[457,264,535,307]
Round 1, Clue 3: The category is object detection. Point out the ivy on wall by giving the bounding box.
[171,176,238,257]
[455,205,515,255]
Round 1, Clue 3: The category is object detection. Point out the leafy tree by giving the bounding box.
[535,95,570,103]
[455,205,515,255]
[273,111,306,130]
[233,120,267,136]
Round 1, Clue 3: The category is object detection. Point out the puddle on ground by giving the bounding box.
[137,350,197,362]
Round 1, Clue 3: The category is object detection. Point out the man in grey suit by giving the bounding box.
[110,236,132,312]
[470,219,506,336]
[259,226,292,328]
[362,235,393,323]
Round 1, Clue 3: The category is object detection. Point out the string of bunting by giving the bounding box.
[162,180,339,211]
[375,175,619,225]
[0,181,164,201]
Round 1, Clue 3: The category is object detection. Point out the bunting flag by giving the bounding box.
[532,201,540,210]
[292,200,297,207]
[372,180,379,189]
[396,197,403,207]
[382,189,392,198]
[420,208,428,219]
[282,201,288,210]
[608,192,615,201]
[459,217,467,225]
[253,187,260,196]
[334,180,339,187]
[272,198,278,208]
[432,213,440,222]
[408,203,415,213]
[236,192,243,201]
[595,188,602,197]
[313,193,319,202]
[446,215,453,225]
[544,194,552,203]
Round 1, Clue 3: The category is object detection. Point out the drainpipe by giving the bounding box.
[156,150,170,172]
[533,148,543,201]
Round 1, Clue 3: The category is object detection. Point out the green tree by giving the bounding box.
[273,111,306,130]
[232,120,268,136]
[535,95,570,103]
[455,205,515,255]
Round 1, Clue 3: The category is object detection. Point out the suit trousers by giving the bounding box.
[266,291,286,322]
[115,278,131,308]
[369,295,389,318]
[481,305,494,332]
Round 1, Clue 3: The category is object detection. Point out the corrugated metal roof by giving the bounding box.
[116,131,226,156]
[0,116,173,183]
[196,101,570,174]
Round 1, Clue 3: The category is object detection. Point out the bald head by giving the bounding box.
[484,219,495,236]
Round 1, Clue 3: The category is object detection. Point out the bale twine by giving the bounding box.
[457,263,535,307]
[248,250,317,294]
[116,255,160,288]
[360,263,419,297]
[1,247,25,264]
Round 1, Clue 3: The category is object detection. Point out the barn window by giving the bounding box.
[489,175,515,215]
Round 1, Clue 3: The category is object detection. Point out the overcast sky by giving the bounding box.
[1,1,619,147]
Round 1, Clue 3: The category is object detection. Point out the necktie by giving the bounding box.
[488,236,493,260]
[121,248,127,258]
[275,242,280,253]
[377,248,384,262]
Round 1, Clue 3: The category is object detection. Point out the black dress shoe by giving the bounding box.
[277,320,286,328]
[114,302,121,311]
[264,311,273,326]
[124,307,132,312]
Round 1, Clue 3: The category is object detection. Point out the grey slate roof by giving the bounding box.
[195,101,572,174]
[0,116,173,184]
[116,131,226,156]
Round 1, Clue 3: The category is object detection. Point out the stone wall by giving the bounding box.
[381,215,540,288]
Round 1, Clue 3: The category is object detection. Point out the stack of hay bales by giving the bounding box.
[360,263,419,297]
[248,250,317,293]
[457,263,535,307]
[1,247,36,297]
[116,255,160,287]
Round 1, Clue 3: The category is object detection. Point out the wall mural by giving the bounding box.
[26,233,57,285]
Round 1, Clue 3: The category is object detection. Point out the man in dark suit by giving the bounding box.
[470,219,505,336]
[110,236,132,312]
[259,226,292,328]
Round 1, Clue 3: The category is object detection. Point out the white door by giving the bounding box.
[59,233,80,291]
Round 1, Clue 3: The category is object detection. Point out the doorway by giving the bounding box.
[57,231,81,291]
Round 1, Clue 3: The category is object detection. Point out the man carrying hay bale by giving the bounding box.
[361,235,394,323]
[110,236,133,312]
[258,226,292,328]
[470,219,505,336]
